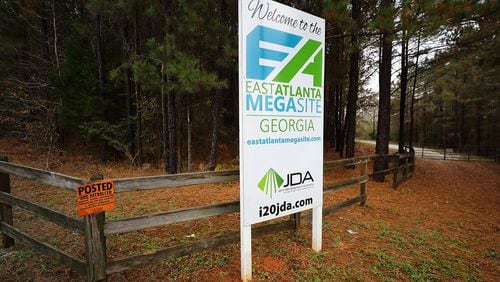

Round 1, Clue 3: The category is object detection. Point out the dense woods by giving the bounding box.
[0,0,498,174]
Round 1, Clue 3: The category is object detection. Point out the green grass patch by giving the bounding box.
[483,249,500,260]
[371,250,439,281]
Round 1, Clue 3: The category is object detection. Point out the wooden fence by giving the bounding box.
[0,151,415,281]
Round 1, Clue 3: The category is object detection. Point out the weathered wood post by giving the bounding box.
[392,155,399,189]
[0,156,14,248]
[84,173,107,281]
[360,159,367,206]
[291,212,301,237]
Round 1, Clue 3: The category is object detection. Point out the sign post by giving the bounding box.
[239,0,325,280]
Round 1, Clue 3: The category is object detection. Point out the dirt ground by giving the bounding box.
[0,137,499,281]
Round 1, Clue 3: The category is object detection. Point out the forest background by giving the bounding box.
[0,0,498,176]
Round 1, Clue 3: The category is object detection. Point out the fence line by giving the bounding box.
[415,144,499,162]
[0,150,415,281]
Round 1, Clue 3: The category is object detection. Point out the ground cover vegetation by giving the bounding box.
[0,140,498,280]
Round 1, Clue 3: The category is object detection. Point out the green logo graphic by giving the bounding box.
[246,25,323,87]
[257,168,284,198]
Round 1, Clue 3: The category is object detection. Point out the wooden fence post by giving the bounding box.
[84,173,107,281]
[292,212,301,237]
[360,160,367,206]
[0,156,14,248]
[392,155,399,189]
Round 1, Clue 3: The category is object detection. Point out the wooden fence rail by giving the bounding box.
[0,150,415,281]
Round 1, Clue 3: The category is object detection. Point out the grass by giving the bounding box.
[483,249,500,260]
[371,250,440,281]
[369,223,484,281]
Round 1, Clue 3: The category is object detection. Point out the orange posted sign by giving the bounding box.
[76,180,115,216]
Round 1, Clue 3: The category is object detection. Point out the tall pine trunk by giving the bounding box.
[51,0,61,76]
[208,0,226,171]
[95,13,108,163]
[161,64,169,173]
[409,29,421,148]
[133,5,143,166]
[167,85,177,174]
[121,13,136,163]
[373,0,394,181]
[344,0,361,159]
[187,92,192,172]
[208,89,221,171]
[335,84,345,157]
[475,100,482,154]
[398,32,408,153]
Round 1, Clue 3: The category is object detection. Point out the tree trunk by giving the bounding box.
[133,5,142,166]
[475,100,482,154]
[51,0,61,76]
[373,0,394,182]
[460,101,465,150]
[40,0,51,62]
[161,64,168,173]
[344,0,361,159]
[187,92,192,172]
[177,108,182,172]
[208,89,221,171]
[167,84,177,174]
[208,0,226,171]
[329,85,335,147]
[335,84,345,157]
[398,32,408,153]
[95,13,108,163]
[121,13,136,163]
[409,29,421,148]
[333,84,339,149]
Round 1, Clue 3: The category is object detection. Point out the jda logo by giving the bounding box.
[284,171,314,187]
[258,168,314,198]
[246,25,323,87]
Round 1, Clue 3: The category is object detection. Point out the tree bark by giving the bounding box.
[95,12,108,163]
[335,84,345,157]
[409,29,421,148]
[177,108,182,172]
[460,101,465,150]
[121,12,136,163]
[475,100,482,154]
[208,89,221,171]
[133,5,142,166]
[344,0,362,159]
[161,64,169,173]
[373,0,394,181]
[398,31,408,153]
[208,0,226,171]
[40,0,51,62]
[51,0,61,76]
[187,92,192,172]
[167,84,177,174]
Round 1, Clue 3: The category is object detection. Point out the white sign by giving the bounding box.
[239,0,325,225]
[239,0,325,280]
